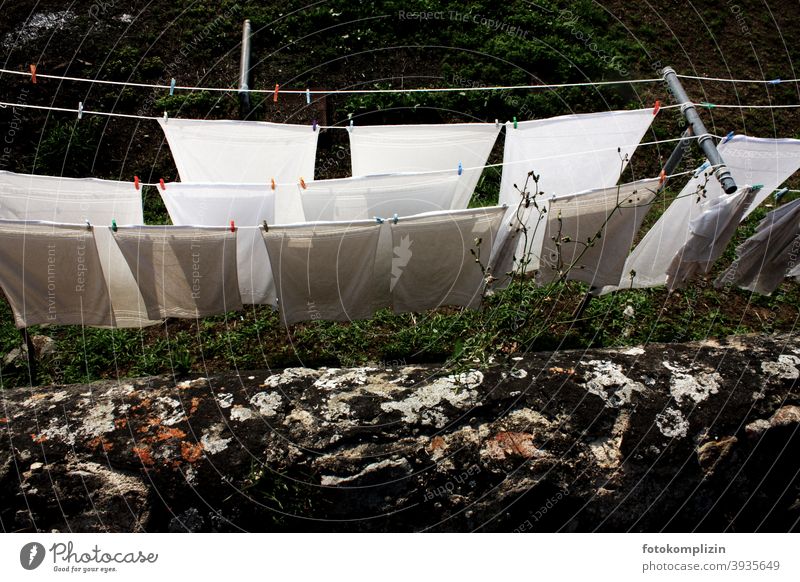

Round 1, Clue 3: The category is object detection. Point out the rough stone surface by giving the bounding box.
[0,334,798,532]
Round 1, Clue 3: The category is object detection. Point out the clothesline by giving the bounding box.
[676,74,800,84]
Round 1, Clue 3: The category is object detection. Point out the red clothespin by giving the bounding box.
[159,179,166,190]
[230,220,236,232]
[270,178,276,191]
[134,176,140,190]
[29,64,37,84]
[653,100,661,115]
[659,169,666,186]
[273,84,280,103]
[299,177,307,190]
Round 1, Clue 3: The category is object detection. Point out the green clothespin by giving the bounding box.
[513,116,518,129]
[111,219,117,232]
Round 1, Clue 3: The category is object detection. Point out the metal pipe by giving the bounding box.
[238,19,252,117]
[662,67,737,194]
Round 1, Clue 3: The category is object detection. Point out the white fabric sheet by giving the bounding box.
[495,109,655,273]
[261,221,383,325]
[603,135,800,293]
[389,206,506,313]
[0,170,157,327]
[160,183,282,305]
[536,179,660,288]
[348,123,500,209]
[714,197,800,295]
[300,170,465,222]
[0,221,115,328]
[112,226,242,319]
[158,118,319,184]
[665,187,758,291]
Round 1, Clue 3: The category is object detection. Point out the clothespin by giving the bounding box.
[774,187,789,202]
[495,119,500,129]
[134,176,140,190]
[392,214,398,224]
[306,88,311,104]
[699,102,716,109]
[752,184,764,191]
[653,100,661,115]
[347,113,353,132]
[658,169,667,186]
[722,131,734,144]
[270,178,276,191]
[693,161,710,178]
[159,179,166,190]
[458,162,463,176]
[769,78,781,85]
[375,216,384,224]
[230,220,236,232]
[163,111,168,123]
[77,102,83,120]
[29,64,37,84]
[299,177,307,189]
[513,117,518,129]
[273,83,280,103]
[169,78,176,96]
[85,220,91,231]
[262,220,269,232]
[111,219,117,232]
[312,119,317,132]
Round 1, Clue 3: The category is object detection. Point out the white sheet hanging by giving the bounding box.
[160,183,283,305]
[348,123,500,209]
[0,170,157,327]
[158,118,319,183]
[495,108,655,274]
[389,206,506,313]
[0,220,115,328]
[714,197,800,295]
[603,135,800,293]
[261,220,383,325]
[665,187,758,290]
[112,225,242,319]
[536,178,660,288]
[299,170,466,222]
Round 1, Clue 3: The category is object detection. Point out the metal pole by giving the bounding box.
[21,328,37,385]
[238,19,252,117]
[660,127,693,189]
[662,67,737,194]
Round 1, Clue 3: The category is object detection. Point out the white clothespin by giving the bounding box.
[77,102,83,120]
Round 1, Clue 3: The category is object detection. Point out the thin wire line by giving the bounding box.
[0,67,664,93]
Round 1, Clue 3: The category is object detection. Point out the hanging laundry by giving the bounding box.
[389,206,506,313]
[0,220,115,328]
[160,183,286,305]
[602,135,800,294]
[0,170,157,327]
[158,118,319,183]
[300,170,466,222]
[495,108,655,273]
[348,123,500,209]
[112,226,242,319]
[665,187,759,291]
[714,197,800,295]
[261,221,383,325]
[535,178,660,288]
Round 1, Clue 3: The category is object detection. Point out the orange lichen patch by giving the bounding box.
[429,436,447,452]
[485,432,542,460]
[0,417,8,423]
[189,397,201,415]
[30,433,47,444]
[548,367,575,375]
[180,441,204,463]
[131,398,152,412]
[132,445,155,466]
[156,427,186,441]
[88,437,114,452]
[114,417,128,429]
[137,416,163,434]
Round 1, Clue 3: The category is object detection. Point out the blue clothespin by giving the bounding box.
[693,160,711,178]
[374,216,384,224]
[306,88,311,104]
[458,162,463,176]
[752,184,764,191]
[392,213,398,224]
[774,187,789,202]
[77,102,83,120]
[769,78,781,85]
[722,131,734,144]
[312,119,317,132]
[169,78,176,96]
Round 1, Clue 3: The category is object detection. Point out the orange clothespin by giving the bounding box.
[159,179,166,190]
[270,178,276,191]
[299,177,307,190]
[653,100,661,115]
[29,64,37,84]
[134,176,140,190]
[659,169,667,186]
[230,220,236,232]
[273,83,280,102]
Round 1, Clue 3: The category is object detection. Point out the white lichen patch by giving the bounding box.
[380,372,482,428]
[656,408,690,439]
[200,424,231,455]
[583,360,645,407]
[156,396,186,426]
[79,402,116,437]
[313,368,377,390]
[3,11,75,49]
[229,405,255,422]
[263,367,319,388]
[621,347,645,356]
[324,394,352,421]
[320,458,411,487]
[761,355,800,380]
[39,418,76,445]
[250,392,283,417]
[216,393,234,409]
[663,361,720,405]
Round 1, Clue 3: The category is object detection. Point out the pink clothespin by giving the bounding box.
[653,100,661,115]
[134,176,140,190]
[159,179,166,190]
[273,84,280,103]
[230,220,236,232]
